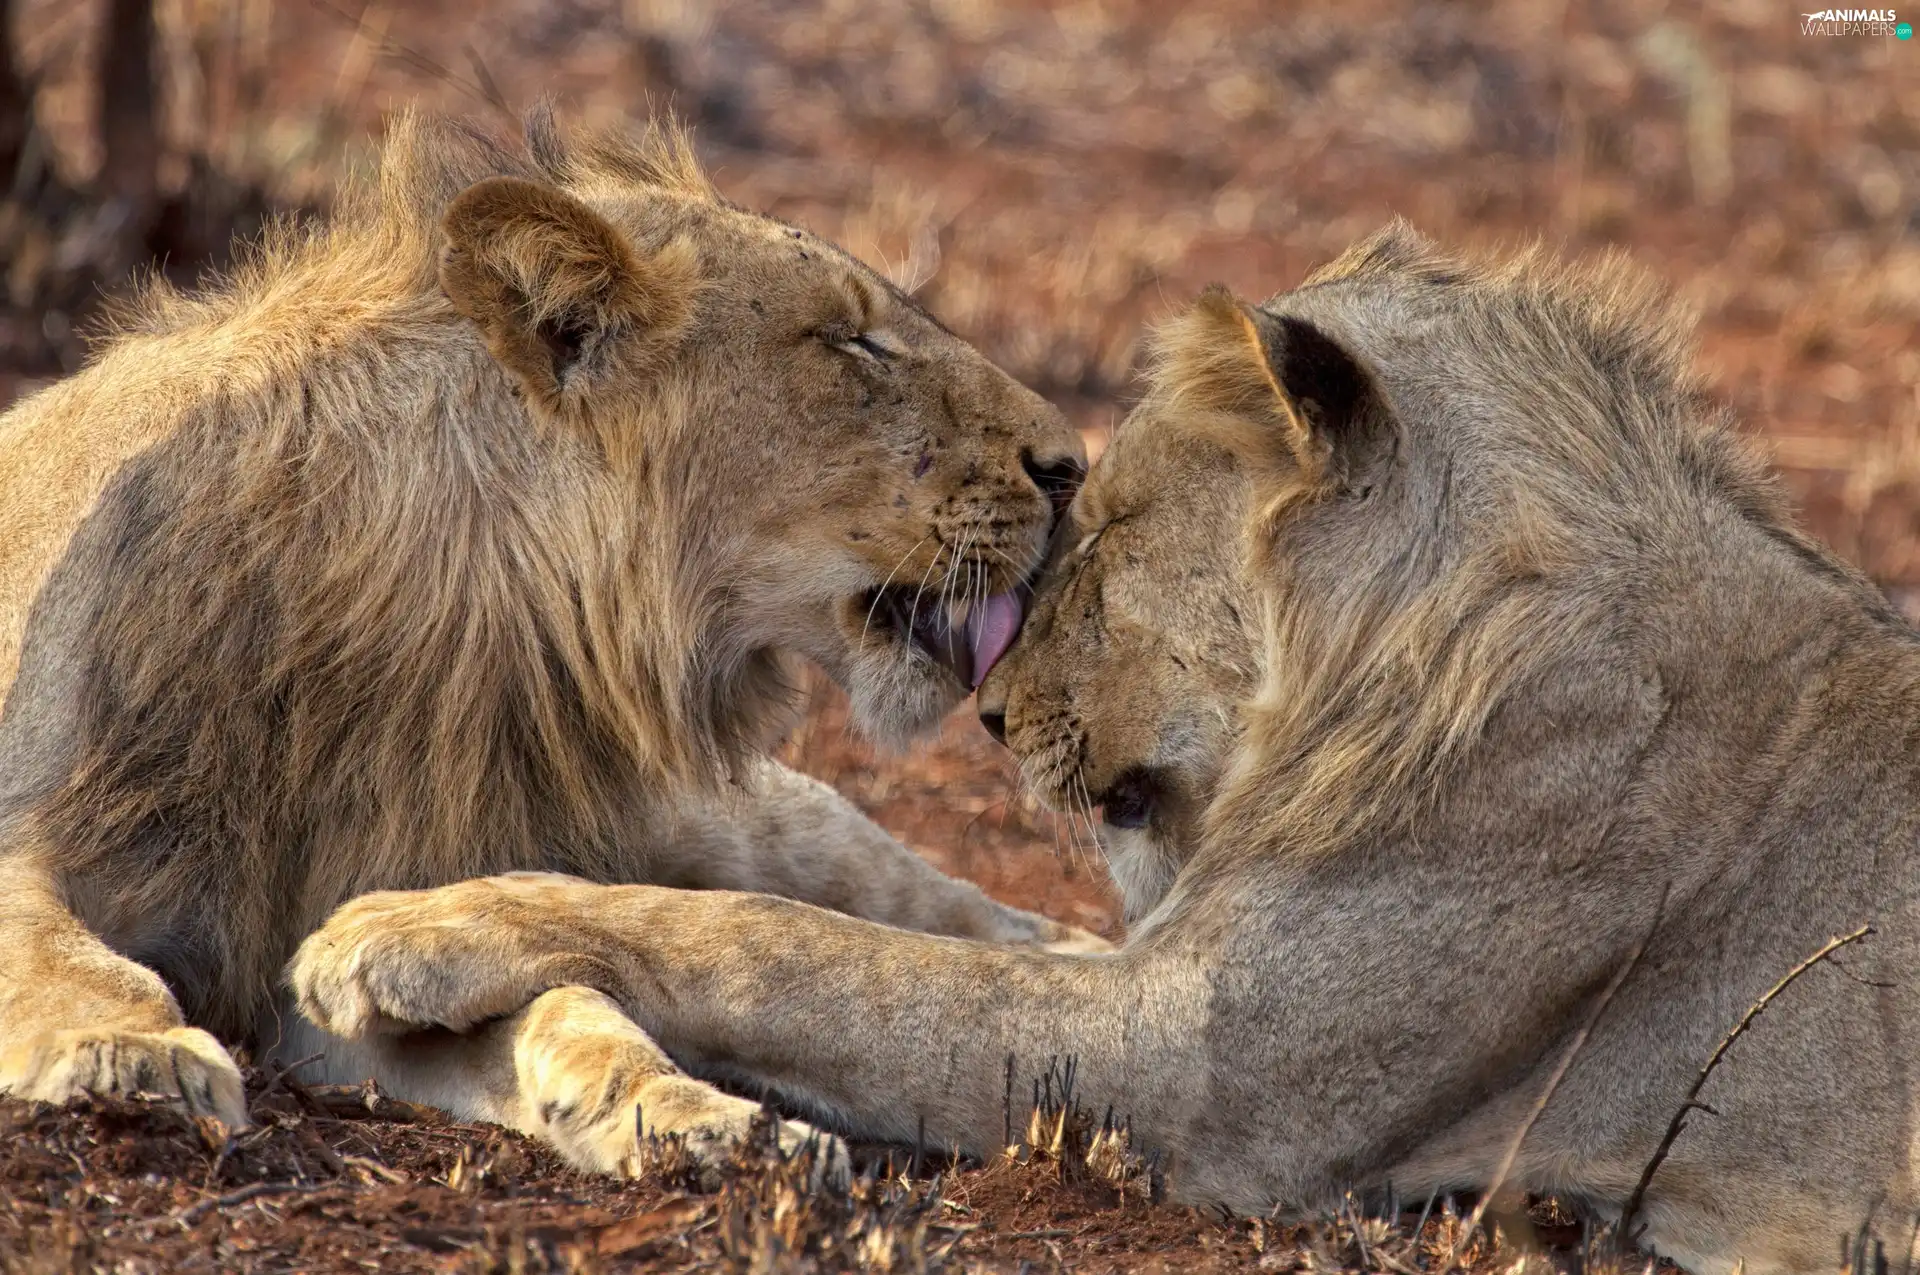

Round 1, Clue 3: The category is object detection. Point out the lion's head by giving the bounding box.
[428,110,1083,758]
[973,400,1260,921]
[980,221,1814,920]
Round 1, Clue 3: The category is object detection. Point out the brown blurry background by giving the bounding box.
[1,0,1914,942]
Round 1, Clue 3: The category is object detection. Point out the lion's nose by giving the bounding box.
[976,684,1010,744]
[1021,448,1085,521]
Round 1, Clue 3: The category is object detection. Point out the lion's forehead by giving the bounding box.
[1020,529,1237,680]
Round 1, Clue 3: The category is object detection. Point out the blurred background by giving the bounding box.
[0,0,1912,937]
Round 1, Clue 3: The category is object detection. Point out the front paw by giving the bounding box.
[628,1075,849,1191]
[514,986,848,1189]
[289,874,619,1039]
[0,1026,248,1128]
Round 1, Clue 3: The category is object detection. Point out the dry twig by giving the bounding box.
[305,0,514,119]
[1621,923,1876,1238]
[339,1153,409,1185]
[303,1082,450,1125]
[253,1051,325,1107]
[172,1180,309,1226]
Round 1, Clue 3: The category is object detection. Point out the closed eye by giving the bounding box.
[1073,523,1111,559]
[829,331,897,364]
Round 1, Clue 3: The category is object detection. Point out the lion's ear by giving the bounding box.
[439,176,697,420]
[1154,285,1393,496]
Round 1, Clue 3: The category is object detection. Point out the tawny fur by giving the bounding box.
[301,225,1920,1275]
[0,106,1095,1175]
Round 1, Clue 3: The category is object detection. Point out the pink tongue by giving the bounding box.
[965,592,1024,690]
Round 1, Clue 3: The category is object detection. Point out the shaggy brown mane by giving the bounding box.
[1184,224,1827,867]
[524,107,721,203]
[26,108,784,1034]
[99,106,718,347]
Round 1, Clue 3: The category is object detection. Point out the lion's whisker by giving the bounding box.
[939,527,971,628]
[904,539,945,650]
[861,534,932,650]
[1076,772,1108,873]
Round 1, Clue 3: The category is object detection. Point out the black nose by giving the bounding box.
[1022,450,1085,520]
[978,710,1007,744]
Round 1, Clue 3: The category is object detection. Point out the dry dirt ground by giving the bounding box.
[2,1075,1620,1275]
[1,0,1916,1270]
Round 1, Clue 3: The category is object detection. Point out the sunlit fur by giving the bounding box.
[0,106,1089,1158]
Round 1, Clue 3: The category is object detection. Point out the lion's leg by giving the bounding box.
[291,866,1861,1272]
[270,985,843,1181]
[653,759,1109,952]
[0,847,246,1126]
[290,876,1183,1166]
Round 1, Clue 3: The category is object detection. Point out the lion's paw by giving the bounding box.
[515,986,847,1190]
[290,876,615,1039]
[0,1026,248,1128]
[626,1075,848,1190]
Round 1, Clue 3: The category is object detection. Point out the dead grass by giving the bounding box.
[0,1073,1672,1275]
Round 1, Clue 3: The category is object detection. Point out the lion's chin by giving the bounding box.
[840,655,966,752]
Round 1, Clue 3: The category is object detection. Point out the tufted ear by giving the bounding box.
[1154,284,1394,498]
[439,176,698,431]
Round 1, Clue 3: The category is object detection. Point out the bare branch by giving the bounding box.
[305,0,514,120]
[99,0,158,215]
[1621,923,1875,1239]
[0,0,29,180]
[172,1180,310,1227]
[253,1051,325,1107]
[462,44,511,117]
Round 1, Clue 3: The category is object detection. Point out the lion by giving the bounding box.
[291,224,1920,1274]
[0,104,1103,1179]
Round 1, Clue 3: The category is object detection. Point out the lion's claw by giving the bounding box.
[0,1026,248,1128]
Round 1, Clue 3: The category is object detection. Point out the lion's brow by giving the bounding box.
[877,278,955,337]
[839,246,955,337]
[766,217,956,337]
